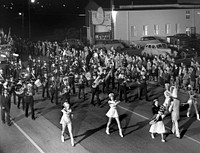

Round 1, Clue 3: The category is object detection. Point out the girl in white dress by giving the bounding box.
[163,83,171,109]
[186,85,200,120]
[149,100,166,142]
[60,102,74,146]
[106,93,123,137]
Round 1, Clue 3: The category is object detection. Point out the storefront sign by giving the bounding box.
[96,7,104,24]
[92,10,111,26]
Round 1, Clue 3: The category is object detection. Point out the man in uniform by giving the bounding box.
[24,82,35,120]
[90,73,101,106]
[169,86,180,138]
[118,71,128,102]
[17,79,26,110]
[78,74,86,99]
[0,88,12,126]
[49,76,58,105]
[41,73,50,99]
[60,76,71,105]
[68,68,76,94]
[137,70,148,101]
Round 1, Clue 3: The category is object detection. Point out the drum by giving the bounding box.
[35,79,42,87]
[85,72,91,80]
[74,74,79,83]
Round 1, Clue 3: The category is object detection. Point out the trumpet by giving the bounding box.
[61,86,70,95]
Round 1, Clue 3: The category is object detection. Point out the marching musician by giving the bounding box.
[60,76,71,105]
[24,81,35,120]
[67,68,76,94]
[41,61,49,74]
[35,59,42,77]
[100,67,111,93]
[0,88,12,126]
[137,70,148,101]
[49,76,59,105]
[15,79,25,110]
[0,69,5,94]
[118,71,128,103]
[41,73,50,100]
[9,76,17,105]
[90,73,101,106]
[78,74,86,99]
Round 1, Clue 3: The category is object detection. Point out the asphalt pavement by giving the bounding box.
[0,82,200,153]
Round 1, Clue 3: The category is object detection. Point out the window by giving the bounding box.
[186,10,190,19]
[165,24,171,35]
[131,26,137,37]
[154,25,159,35]
[175,24,180,34]
[143,25,148,36]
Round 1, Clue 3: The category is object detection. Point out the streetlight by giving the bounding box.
[19,12,24,38]
[28,0,35,39]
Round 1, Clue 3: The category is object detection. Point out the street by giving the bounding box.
[0,83,200,153]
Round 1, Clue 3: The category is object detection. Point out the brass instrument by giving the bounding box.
[60,85,70,96]
[15,83,25,96]
[92,75,102,88]
[19,69,30,81]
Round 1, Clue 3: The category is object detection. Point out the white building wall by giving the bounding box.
[114,11,129,41]
[114,8,200,41]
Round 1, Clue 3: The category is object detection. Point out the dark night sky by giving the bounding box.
[0,0,179,39]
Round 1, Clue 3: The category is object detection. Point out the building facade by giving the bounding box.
[113,4,200,41]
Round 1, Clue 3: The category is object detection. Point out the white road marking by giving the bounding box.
[13,121,46,153]
[119,105,200,145]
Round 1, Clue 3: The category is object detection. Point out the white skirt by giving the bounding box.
[60,115,71,125]
[149,121,166,134]
[106,107,119,118]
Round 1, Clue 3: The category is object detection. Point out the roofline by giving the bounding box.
[118,4,200,11]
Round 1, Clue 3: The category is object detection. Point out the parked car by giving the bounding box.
[130,36,163,49]
[62,39,84,49]
[176,46,198,59]
[94,40,125,51]
[166,33,192,50]
[141,43,173,58]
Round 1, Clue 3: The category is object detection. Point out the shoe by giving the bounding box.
[61,135,64,142]
[71,139,75,147]
[119,129,123,138]
[187,112,190,117]
[119,132,123,138]
[197,114,200,121]
[176,135,180,139]
[7,122,12,126]
[32,117,36,120]
[2,121,5,124]
[106,128,110,135]
[161,139,166,142]
[151,134,155,139]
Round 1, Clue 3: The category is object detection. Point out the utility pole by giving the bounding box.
[110,0,114,40]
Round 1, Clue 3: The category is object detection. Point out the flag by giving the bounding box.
[0,28,4,37]
[7,27,11,41]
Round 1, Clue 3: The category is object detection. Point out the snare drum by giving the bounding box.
[35,79,42,87]
[85,72,91,80]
